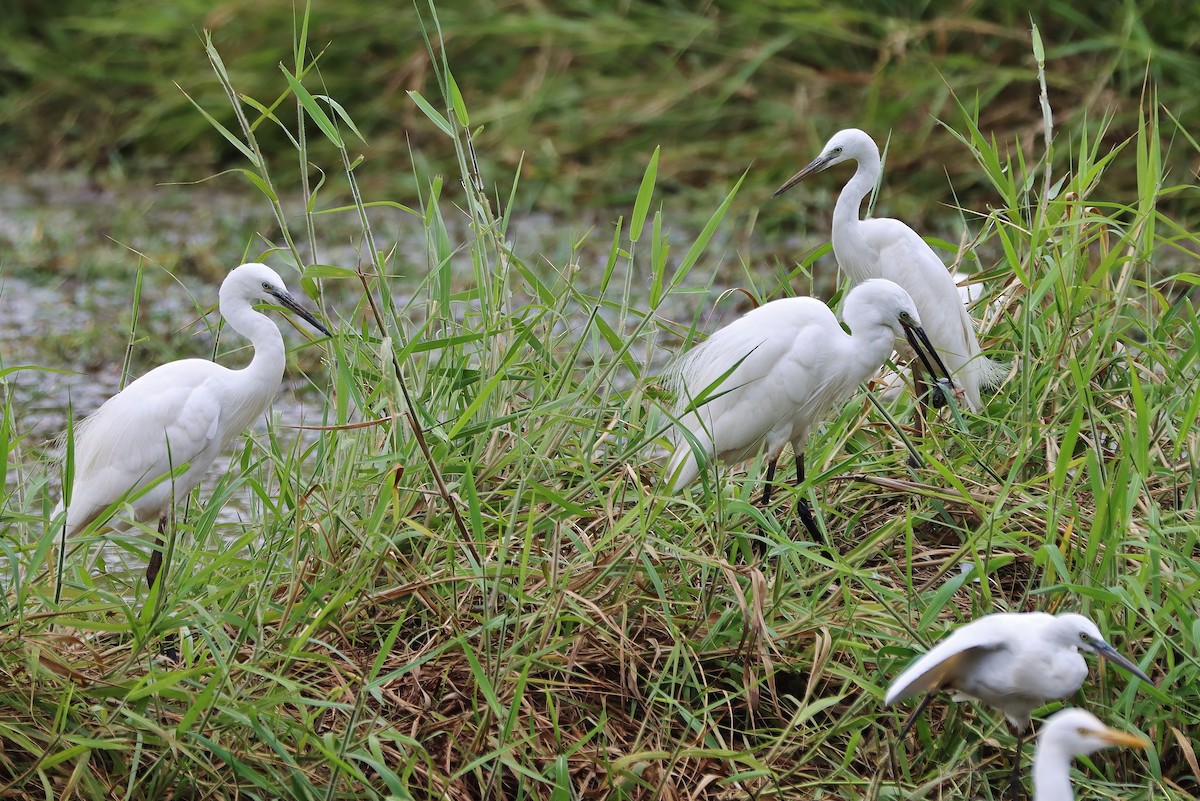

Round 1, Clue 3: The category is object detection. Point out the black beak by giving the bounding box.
[773,153,836,198]
[267,287,332,337]
[901,320,955,406]
[1093,640,1155,686]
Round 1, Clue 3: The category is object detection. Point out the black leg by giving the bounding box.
[793,452,824,542]
[146,513,167,590]
[892,694,934,799]
[899,692,934,739]
[796,499,821,542]
[760,457,778,507]
[748,457,781,558]
[147,513,180,661]
[1006,729,1026,800]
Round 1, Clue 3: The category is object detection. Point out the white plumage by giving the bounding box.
[51,262,330,589]
[663,278,952,541]
[1031,708,1147,801]
[774,128,1005,411]
[886,611,1152,794]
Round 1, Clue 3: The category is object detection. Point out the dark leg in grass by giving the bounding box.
[893,694,935,798]
[146,513,167,591]
[792,453,823,543]
[758,453,823,548]
[759,457,778,507]
[1006,729,1027,801]
[898,692,934,739]
[146,513,179,662]
[753,458,780,557]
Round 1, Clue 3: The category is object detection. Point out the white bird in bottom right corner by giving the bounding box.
[1031,708,1147,801]
[884,611,1153,797]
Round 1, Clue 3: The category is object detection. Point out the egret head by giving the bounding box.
[221,262,331,337]
[773,128,880,198]
[1038,708,1148,758]
[843,279,921,335]
[1057,613,1153,686]
[844,280,956,395]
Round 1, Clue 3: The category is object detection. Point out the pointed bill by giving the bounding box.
[1093,640,1154,686]
[900,321,956,406]
[267,287,332,337]
[1095,726,1150,750]
[772,153,837,198]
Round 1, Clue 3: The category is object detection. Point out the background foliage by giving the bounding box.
[2,0,1198,223]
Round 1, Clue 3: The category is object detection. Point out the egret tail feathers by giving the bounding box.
[979,355,1011,389]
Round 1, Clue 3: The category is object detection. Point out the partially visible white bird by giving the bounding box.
[662,278,953,542]
[885,611,1152,795]
[52,262,330,590]
[773,128,1004,412]
[1030,708,1147,801]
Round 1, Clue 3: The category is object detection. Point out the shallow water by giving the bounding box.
[0,172,774,586]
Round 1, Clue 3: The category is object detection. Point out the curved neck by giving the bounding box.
[832,152,881,271]
[1032,743,1075,801]
[840,304,899,387]
[849,323,899,383]
[218,297,286,388]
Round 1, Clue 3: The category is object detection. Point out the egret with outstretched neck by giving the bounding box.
[663,278,953,543]
[1031,709,1147,801]
[774,128,1004,412]
[52,262,330,592]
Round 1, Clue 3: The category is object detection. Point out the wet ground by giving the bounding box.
[0,170,785,441]
[0,170,780,582]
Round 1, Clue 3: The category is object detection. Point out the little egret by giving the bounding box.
[52,262,330,591]
[773,128,1004,412]
[663,278,953,542]
[885,611,1152,795]
[1031,708,1147,801]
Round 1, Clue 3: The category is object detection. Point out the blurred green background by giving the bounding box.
[2,0,1197,229]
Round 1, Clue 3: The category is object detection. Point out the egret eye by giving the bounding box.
[1079,632,1091,642]
[262,281,272,291]
[831,146,843,155]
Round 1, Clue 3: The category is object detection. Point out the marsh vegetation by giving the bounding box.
[1,2,1198,799]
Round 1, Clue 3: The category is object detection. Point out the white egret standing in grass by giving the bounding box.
[1030,708,1147,801]
[51,262,330,592]
[662,278,953,543]
[885,611,1152,796]
[773,128,1004,412]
